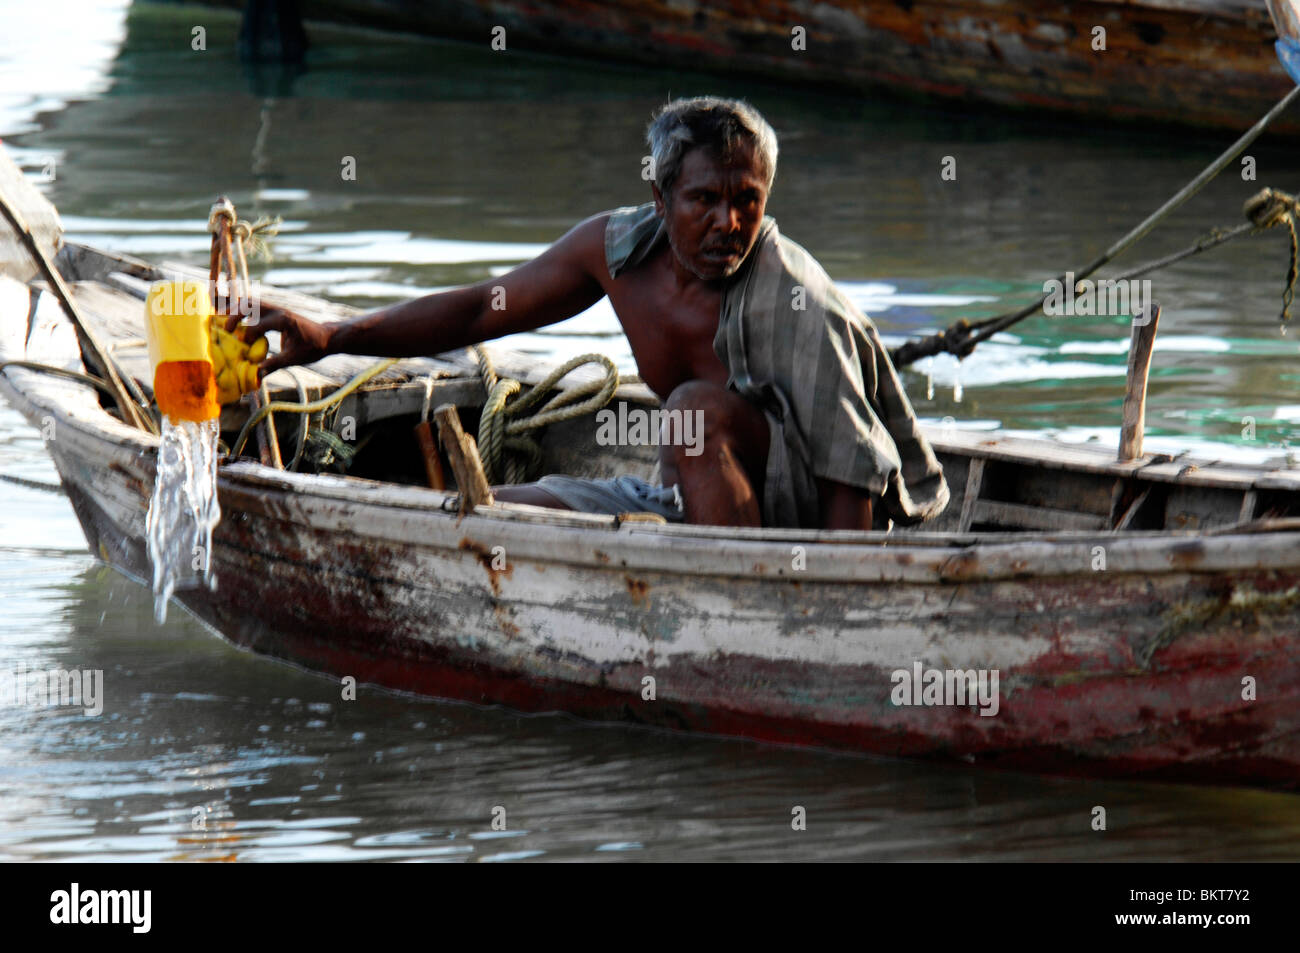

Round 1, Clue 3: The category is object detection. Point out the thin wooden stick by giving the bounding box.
[414,378,446,490]
[1119,304,1162,462]
[252,382,284,469]
[220,223,239,322]
[0,190,155,433]
[208,222,222,289]
[434,404,493,512]
[208,197,281,466]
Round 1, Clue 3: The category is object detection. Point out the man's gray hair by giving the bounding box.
[646,97,778,202]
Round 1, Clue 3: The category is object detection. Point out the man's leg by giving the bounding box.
[658,380,770,526]
[492,484,573,509]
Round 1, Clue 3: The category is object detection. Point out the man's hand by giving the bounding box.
[224,303,332,378]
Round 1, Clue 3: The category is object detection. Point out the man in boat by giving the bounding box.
[244,97,949,530]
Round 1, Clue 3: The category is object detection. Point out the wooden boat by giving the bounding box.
[204,0,1300,134]
[4,241,1300,791]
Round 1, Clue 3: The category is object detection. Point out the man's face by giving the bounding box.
[654,143,770,282]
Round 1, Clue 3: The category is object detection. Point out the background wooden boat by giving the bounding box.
[200,0,1300,133]
[3,242,1300,790]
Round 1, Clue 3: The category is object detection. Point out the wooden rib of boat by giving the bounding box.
[3,241,1300,790]
[205,0,1300,133]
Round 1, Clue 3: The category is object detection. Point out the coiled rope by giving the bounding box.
[473,345,619,485]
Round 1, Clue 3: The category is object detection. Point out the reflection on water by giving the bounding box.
[1,2,1299,860]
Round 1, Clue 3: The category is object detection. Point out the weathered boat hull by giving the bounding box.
[27,381,1300,790]
[199,0,1300,133]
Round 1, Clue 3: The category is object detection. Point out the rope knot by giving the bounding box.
[207,197,237,234]
[1244,187,1297,229]
[1244,187,1299,323]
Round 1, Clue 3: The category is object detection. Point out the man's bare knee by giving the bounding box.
[664,380,725,414]
[663,380,767,468]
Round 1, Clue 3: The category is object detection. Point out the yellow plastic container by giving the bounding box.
[144,280,220,422]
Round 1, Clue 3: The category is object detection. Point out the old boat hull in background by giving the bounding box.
[197,0,1300,133]
[3,245,1300,790]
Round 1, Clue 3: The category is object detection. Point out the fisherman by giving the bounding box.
[243,96,948,530]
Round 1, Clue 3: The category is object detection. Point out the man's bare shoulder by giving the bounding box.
[569,210,613,241]
[550,212,613,277]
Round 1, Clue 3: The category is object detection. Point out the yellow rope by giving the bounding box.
[229,358,399,460]
[230,348,619,479]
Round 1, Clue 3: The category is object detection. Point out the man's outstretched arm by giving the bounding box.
[243,214,610,376]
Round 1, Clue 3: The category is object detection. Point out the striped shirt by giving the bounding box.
[605,203,949,529]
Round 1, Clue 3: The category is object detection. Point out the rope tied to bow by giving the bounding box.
[1244,187,1300,324]
[891,185,1300,368]
[473,345,619,485]
[207,198,281,307]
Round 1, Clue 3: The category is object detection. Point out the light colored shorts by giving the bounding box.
[534,474,685,522]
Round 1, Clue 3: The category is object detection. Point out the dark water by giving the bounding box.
[2,2,1299,861]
